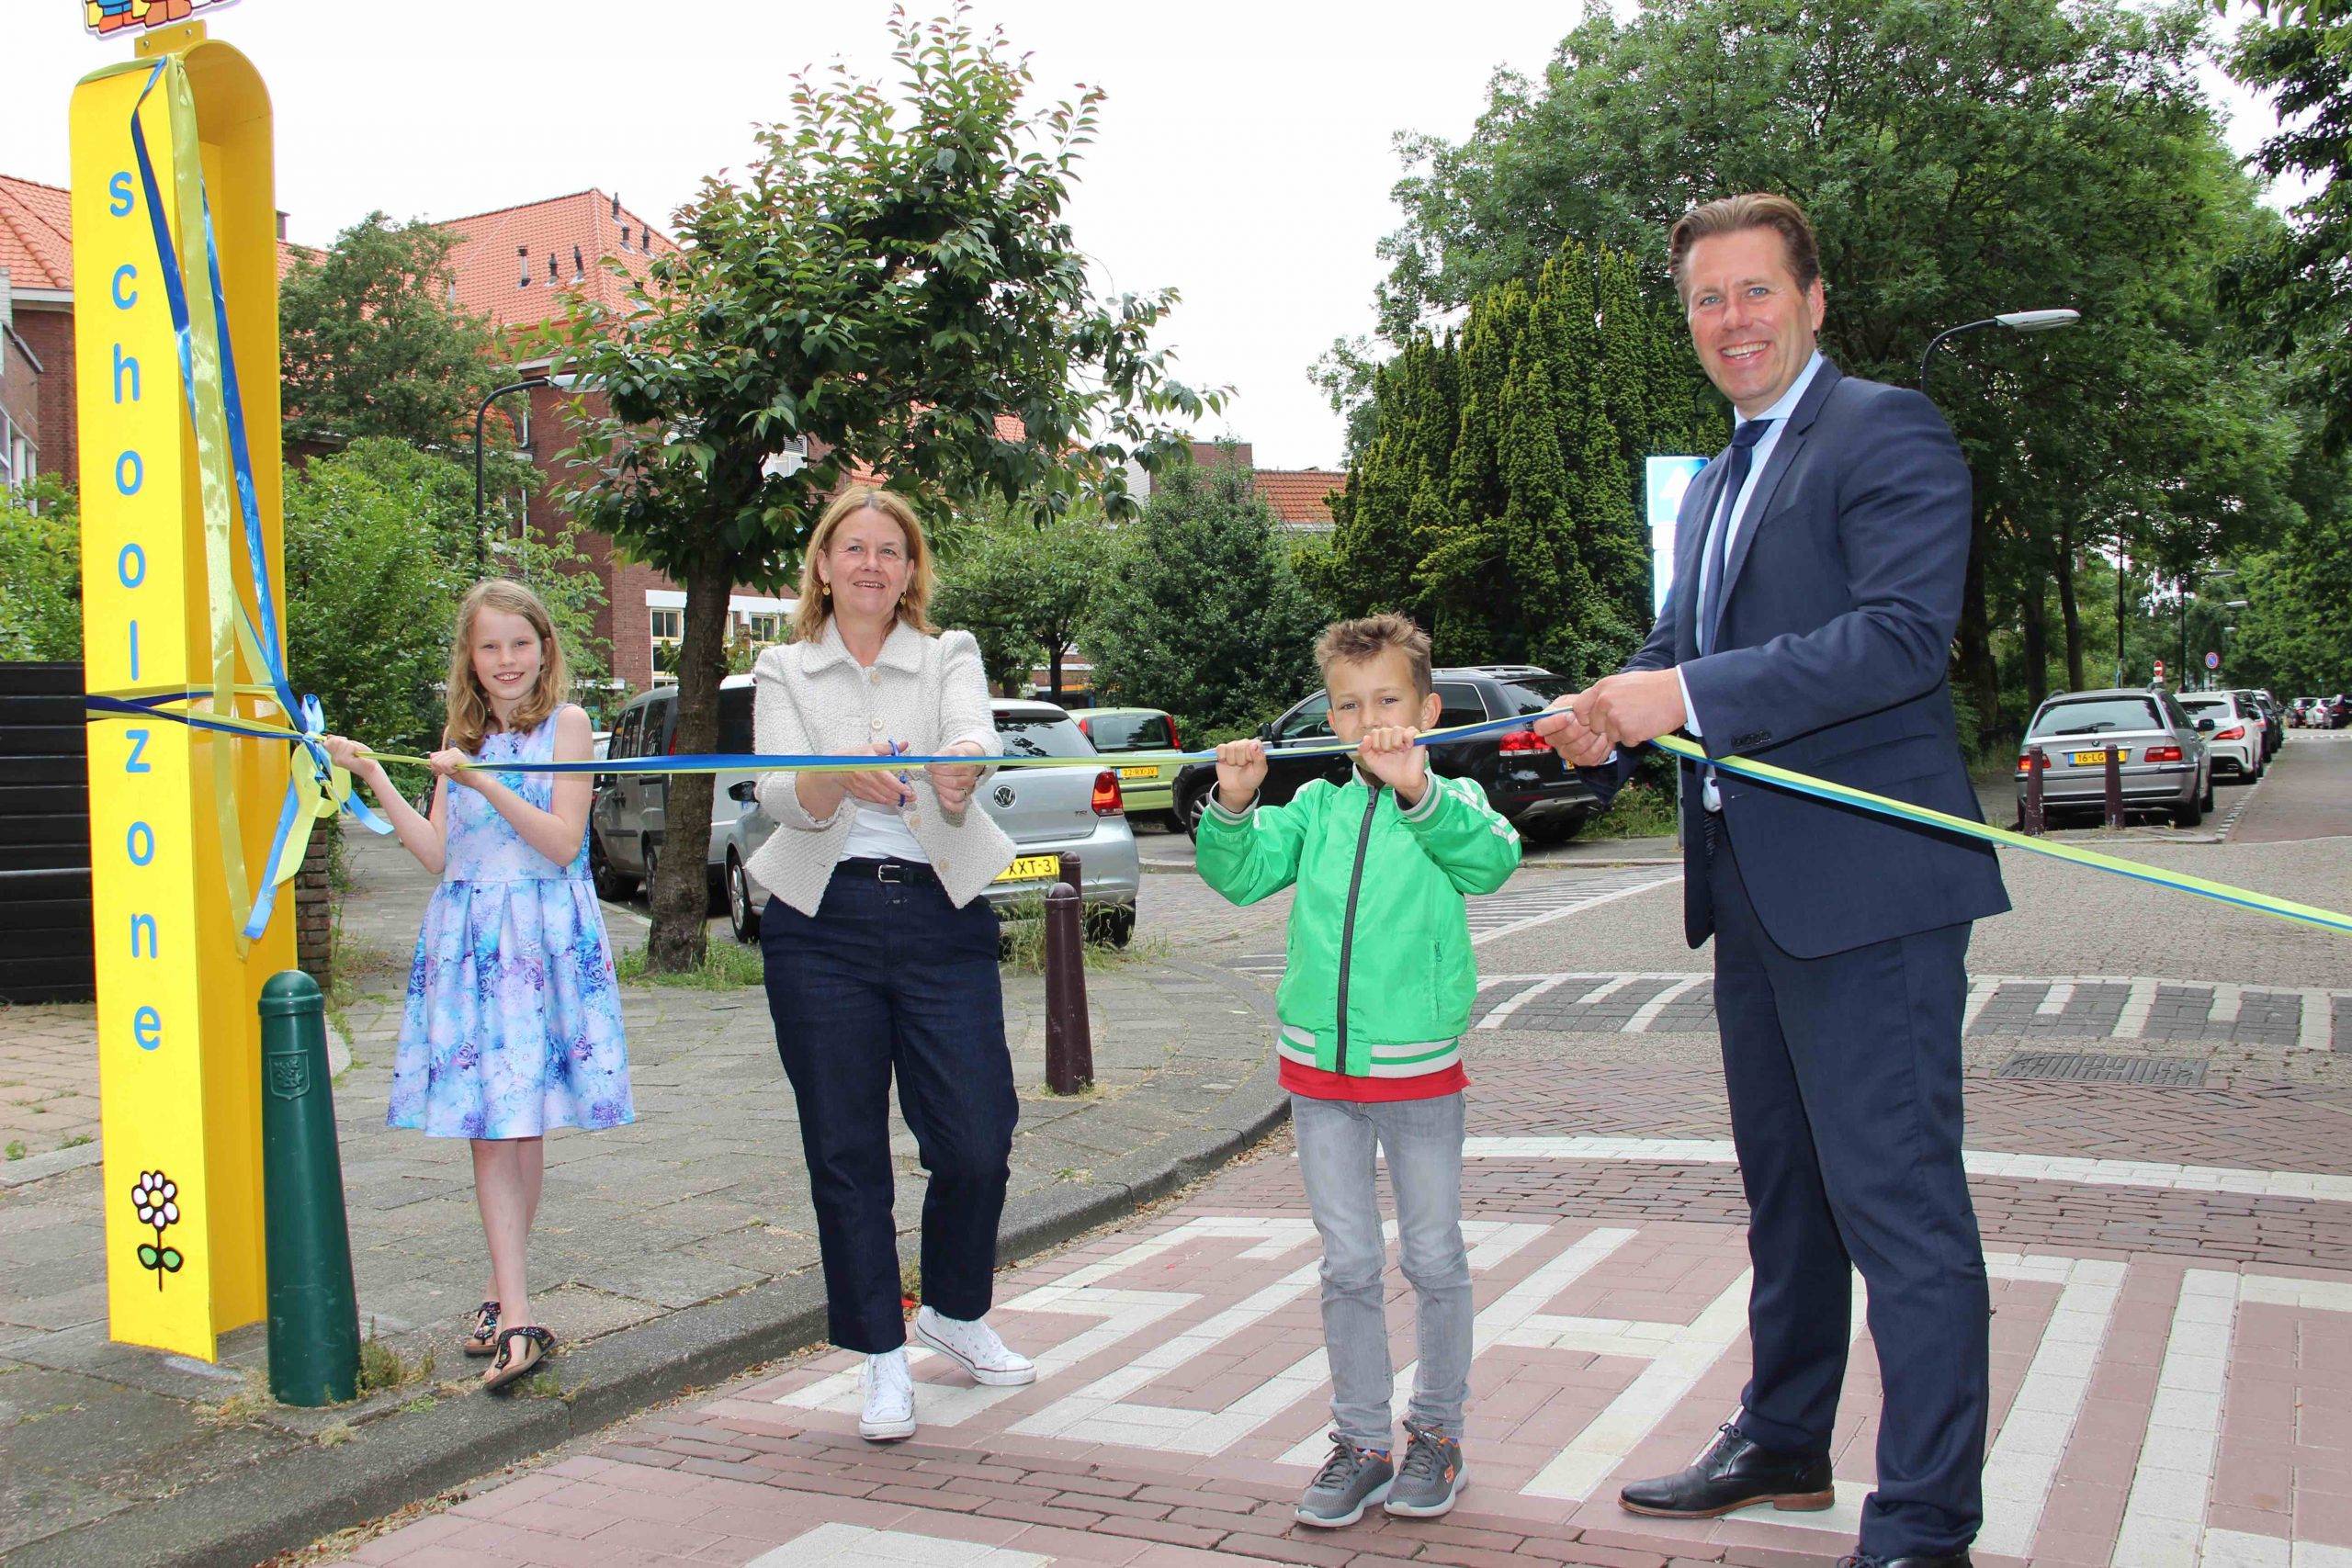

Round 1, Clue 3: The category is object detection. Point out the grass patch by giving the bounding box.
[197,1369,273,1427]
[316,1422,355,1447]
[996,895,1163,976]
[616,941,765,990]
[1578,781,1679,841]
[60,1134,92,1150]
[4,1141,22,1161]
[357,1320,434,1396]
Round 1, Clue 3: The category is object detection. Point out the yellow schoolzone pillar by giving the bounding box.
[71,20,291,1360]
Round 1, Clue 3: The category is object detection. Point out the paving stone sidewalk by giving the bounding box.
[322,1053,2352,1568]
[0,828,1288,1568]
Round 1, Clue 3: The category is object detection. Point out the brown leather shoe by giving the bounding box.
[1618,1422,1835,1518]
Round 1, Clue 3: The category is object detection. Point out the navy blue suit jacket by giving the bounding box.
[1600,359,2009,958]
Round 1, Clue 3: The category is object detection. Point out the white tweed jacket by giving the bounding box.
[747,618,1016,914]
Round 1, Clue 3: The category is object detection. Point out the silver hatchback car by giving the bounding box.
[2014,687,2214,828]
[721,698,1143,943]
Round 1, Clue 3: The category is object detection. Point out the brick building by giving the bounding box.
[0,175,76,492]
[435,187,828,698]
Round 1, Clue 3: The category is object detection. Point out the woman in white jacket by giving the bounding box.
[750,486,1033,1442]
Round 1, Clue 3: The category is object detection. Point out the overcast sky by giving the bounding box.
[2,1,2306,468]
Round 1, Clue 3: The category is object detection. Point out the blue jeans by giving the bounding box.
[1291,1089,1472,1449]
[761,863,1018,1353]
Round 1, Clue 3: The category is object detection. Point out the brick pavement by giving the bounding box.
[0,827,1291,1564]
[328,1044,2352,1568]
[0,1000,97,1161]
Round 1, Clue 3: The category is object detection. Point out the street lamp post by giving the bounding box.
[474,378,551,577]
[1917,309,2082,394]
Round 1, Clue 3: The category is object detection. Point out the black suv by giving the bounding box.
[1170,666,1601,843]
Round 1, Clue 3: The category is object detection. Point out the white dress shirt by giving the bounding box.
[1679,350,1826,808]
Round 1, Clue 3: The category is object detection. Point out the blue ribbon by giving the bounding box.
[127,61,389,942]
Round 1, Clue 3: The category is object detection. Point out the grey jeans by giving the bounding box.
[1291,1089,1473,1449]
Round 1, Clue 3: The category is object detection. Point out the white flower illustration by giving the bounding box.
[132,1170,179,1228]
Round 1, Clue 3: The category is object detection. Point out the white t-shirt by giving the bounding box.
[840,798,929,864]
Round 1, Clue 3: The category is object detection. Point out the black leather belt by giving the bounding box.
[837,857,939,886]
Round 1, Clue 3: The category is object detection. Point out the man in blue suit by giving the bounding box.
[1537,194,2008,1568]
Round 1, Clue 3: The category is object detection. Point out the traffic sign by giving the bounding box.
[2154,660,2166,682]
[2205,650,2222,671]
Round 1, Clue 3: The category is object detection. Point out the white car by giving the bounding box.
[721,699,1142,945]
[2177,693,2262,781]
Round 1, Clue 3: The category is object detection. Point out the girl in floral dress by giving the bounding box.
[325,580,632,1393]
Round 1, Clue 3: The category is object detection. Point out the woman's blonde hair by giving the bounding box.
[791,487,937,644]
[444,579,567,754]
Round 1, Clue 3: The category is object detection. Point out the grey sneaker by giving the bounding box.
[1385,1419,1465,1517]
[1295,1433,1394,1528]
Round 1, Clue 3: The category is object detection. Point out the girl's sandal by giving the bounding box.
[464,1301,502,1358]
[481,1325,554,1393]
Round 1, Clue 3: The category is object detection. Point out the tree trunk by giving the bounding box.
[645,554,731,973]
[2019,557,2050,712]
[2055,525,2086,693]
[1954,491,2000,752]
[1048,640,1065,704]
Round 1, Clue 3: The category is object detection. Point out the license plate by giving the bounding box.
[994,854,1062,885]
[1117,765,1158,781]
[2070,749,2127,766]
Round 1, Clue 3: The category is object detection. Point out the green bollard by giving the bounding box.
[258,971,362,1406]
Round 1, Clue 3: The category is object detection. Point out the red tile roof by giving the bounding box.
[435,188,675,340]
[1254,468,1348,526]
[0,175,74,294]
[3,169,309,297]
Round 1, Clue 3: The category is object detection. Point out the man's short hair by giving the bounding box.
[1316,613,1434,699]
[1668,193,1823,302]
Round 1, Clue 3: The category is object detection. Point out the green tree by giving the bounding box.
[1352,0,2297,742]
[931,496,1112,699]
[281,439,607,773]
[552,9,1216,970]
[1085,455,1328,738]
[2227,0,2352,454]
[0,478,82,660]
[1326,240,1719,682]
[280,213,514,451]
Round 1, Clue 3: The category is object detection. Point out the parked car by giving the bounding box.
[2179,692,2264,781]
[2326,694,2352,729]
[1074,708,1182,828]
[724,698,1142,945]
[2236,689,2282,759]
[2015,688,2211,827]
[2290,697,2316,728]
[589,678,758,907]
[1167,665,1603,844]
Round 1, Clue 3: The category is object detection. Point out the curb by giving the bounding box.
[8,964,1289,1568]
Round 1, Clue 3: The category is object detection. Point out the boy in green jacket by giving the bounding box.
[1198,613,1521,1528]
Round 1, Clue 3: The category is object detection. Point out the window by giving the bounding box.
[1432,682,1490,731]
[612,703,644,760]
[2029,697,2165,738]
[649,609,683,640]
[995,710,1095,759]
[1275,694,1333,743]
[1082,711,1174,753]
[718,685,754,754]
[745,613,782,644]
[1496,675,1574,716]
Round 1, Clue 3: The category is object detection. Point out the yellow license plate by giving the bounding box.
[994,854,1062,885]
[2071,749,2126,766]
[1118,764,1159,781]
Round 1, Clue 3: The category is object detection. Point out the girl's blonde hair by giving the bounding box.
[790,487,937,644]
[444,579,567,754]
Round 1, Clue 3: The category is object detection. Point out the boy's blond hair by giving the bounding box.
[1314,613,1433,699]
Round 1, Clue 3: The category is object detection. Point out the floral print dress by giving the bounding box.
[387,705,634,1139]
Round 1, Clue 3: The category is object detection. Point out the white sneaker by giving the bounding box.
[911,1305,1035,1387]
[858,1348,916,1441]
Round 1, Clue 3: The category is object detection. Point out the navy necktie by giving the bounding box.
[1697,418,1773,657]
